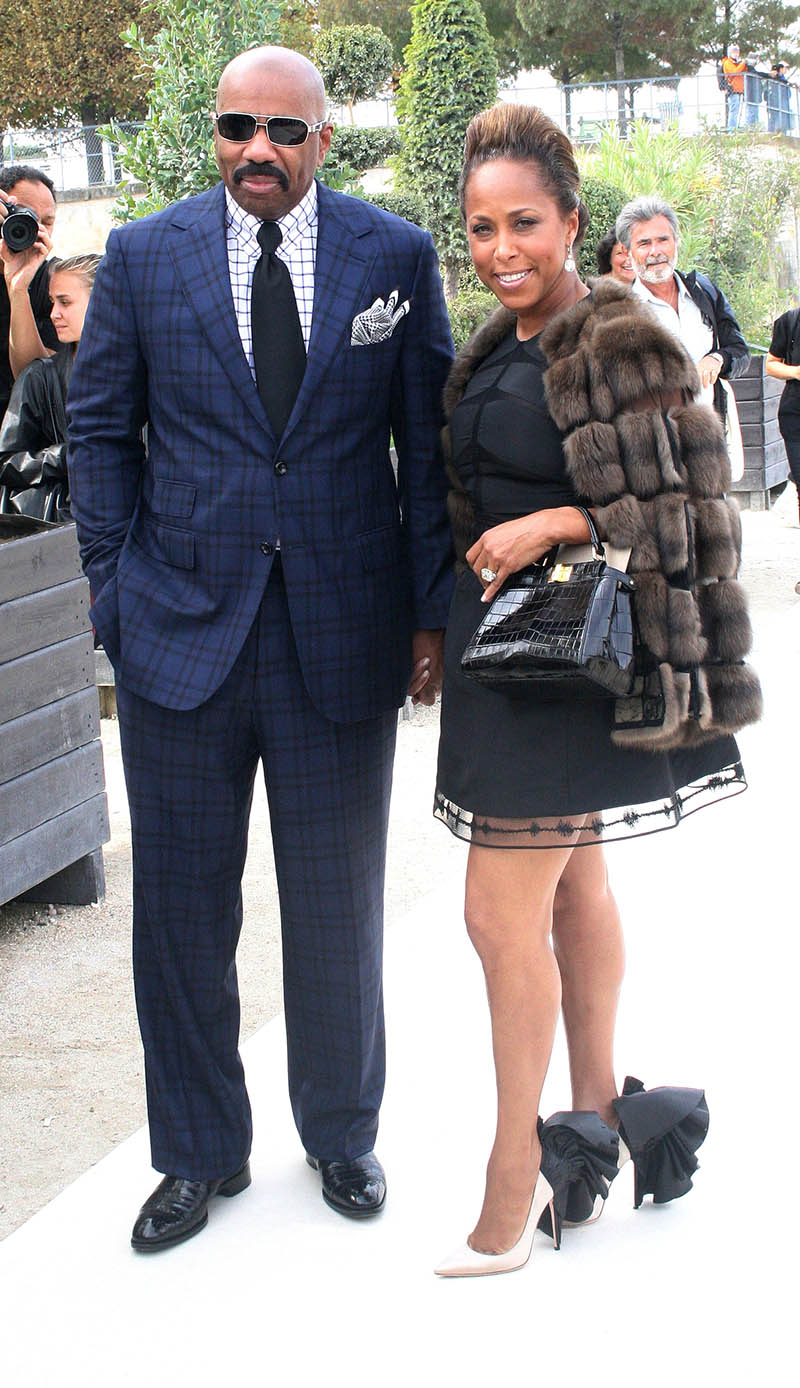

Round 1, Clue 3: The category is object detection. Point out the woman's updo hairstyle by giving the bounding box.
[459,104,588,249]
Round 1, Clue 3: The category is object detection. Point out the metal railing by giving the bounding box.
[1,124,143,193]
[506,71,800,141]
[3,68,798,192]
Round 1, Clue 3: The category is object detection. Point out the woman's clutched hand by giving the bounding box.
[467,507,592,603]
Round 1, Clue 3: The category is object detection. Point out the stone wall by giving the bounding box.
[52,186,134,256]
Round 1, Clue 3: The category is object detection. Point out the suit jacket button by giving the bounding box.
[274,460,287,476]
[260,541,274,556]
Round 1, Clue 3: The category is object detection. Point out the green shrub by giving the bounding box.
[447,277,496,349]
[364,188,426,226]
[317,159,364,194]
[329,125,401,171]
[579,176,627,275]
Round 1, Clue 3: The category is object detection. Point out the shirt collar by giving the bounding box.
[224,181,318,257]
[631,272,689,308]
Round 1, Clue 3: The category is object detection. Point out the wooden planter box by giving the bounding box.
[0,516,109,906]
[730,356,790,509]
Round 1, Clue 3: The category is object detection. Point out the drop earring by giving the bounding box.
[564,243,576,273]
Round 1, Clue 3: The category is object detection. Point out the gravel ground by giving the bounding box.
[1,485,797,1242]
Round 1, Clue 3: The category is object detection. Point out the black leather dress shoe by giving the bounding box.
[306,1151,386,1217]
[130,1161,251,1252]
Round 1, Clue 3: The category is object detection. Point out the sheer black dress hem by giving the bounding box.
[433,761,747,849]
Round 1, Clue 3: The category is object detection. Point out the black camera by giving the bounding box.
[1,205,40,253]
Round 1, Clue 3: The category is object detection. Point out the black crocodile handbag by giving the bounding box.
[461,508,635,698]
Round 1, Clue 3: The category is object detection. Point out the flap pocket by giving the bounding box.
[151,477,197,519]
[148,522,195,571]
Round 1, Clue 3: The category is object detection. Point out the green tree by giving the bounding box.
[107,0,284,220]
[480,0,538,78]
[710,0,800,62]
[396,0,498,298]
[734,1,800,63]
[316,1,413,67]
[0,0,150,181]
[516,0,717,132]
[313,24,394,122]
[279,2,317,57]
[316,1,536,78]
[578,122,719,266]
[0,0,147,129]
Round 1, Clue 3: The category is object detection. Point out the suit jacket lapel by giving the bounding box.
[167,184,274,437]
[165,182,380,443]
[280,183,377,441]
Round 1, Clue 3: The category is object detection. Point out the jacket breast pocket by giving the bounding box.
[150,477,197,520]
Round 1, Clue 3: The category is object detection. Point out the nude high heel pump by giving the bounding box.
[434,1170,560,1278]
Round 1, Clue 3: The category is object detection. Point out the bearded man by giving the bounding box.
[615,196,749,419]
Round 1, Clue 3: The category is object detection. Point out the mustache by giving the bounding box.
[233,162,289,190]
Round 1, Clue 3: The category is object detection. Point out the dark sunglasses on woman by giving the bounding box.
[213,112,328,146]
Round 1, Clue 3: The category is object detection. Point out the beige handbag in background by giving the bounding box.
[720,377,745,482]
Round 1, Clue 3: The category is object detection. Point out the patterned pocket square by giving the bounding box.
[351,289,410,345]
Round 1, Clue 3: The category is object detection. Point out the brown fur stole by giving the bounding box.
[441,278,761,748]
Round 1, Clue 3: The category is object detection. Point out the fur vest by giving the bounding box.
[442,278,762,751]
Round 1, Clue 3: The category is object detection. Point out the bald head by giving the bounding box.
[217,46,327,121]
[213,44,333,221]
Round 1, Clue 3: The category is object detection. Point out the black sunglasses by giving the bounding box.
[213,112,327,146]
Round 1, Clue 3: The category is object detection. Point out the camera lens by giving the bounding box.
[1,207,39,253]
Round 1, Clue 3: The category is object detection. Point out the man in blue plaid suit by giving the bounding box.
[67,46,454,1252]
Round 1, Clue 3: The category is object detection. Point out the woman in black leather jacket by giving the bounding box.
[0,252,100,520]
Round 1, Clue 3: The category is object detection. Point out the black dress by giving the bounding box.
[769,310,800,496]
[434,329,746,849]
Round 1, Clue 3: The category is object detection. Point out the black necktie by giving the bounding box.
[251,221,306,437]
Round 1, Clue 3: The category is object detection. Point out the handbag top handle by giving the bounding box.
[573,505,604,556]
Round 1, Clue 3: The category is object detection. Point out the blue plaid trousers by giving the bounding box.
[117,560,397,1180]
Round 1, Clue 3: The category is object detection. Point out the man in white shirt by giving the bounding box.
[615,196,749,417]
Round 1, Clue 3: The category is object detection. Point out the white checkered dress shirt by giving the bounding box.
[224,182,318,378]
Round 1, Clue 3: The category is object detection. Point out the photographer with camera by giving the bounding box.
[0,166,59,420]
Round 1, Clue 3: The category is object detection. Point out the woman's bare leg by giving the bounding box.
[463,834,580,1254]
[551,842,624,1126]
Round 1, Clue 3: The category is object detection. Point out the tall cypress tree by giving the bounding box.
[396,0,498,298]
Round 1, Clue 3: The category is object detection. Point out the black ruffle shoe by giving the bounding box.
[131,1161,251,1253]
[306,1151,386,1218]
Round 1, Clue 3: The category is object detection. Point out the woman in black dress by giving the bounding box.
[433,105,760,1277]
[766,307,800,530]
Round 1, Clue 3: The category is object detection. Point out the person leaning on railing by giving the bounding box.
[722,44,747,130]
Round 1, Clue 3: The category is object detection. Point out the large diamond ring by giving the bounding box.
[480,566,498,584]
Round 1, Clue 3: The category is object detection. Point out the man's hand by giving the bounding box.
[0,193,52,297]
[698,353,724,389]
[408,628,445,706]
